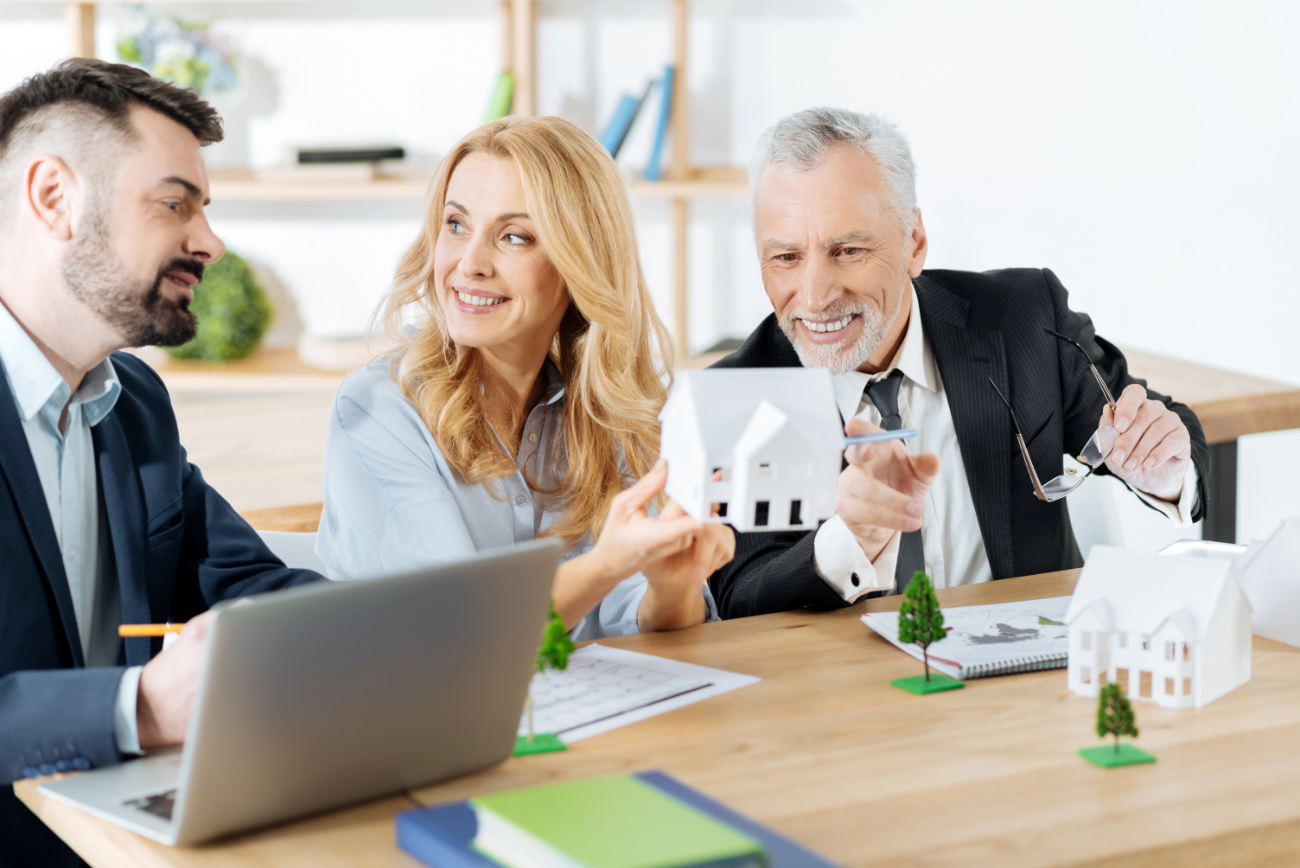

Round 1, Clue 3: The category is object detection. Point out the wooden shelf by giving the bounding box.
[630,166,748,199]
[208,169,426,202]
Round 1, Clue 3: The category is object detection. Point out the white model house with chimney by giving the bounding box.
[1065,546,1252,710]
[658,369,843,532]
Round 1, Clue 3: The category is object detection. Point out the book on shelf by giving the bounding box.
[643,64,674,181]
[486,71,516,122]
[598,87,647,158]
[396,770,842,868]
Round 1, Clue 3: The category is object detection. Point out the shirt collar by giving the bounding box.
[0,299,121,427]
[830,280,936,421]
[541,357,565,406]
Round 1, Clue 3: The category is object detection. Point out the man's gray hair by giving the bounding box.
[750,107,917,232]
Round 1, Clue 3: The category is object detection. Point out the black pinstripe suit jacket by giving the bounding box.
[706,267,1210,619]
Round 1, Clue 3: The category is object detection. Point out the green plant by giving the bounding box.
[1096,682,1139,753]
[166,251,272,362]
[523,603,575,744]
[897,571,946,681]
[116,11,239,98]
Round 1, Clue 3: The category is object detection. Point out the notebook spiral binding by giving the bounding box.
[960,652,1069,679]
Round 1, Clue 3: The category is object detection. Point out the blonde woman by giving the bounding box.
[315,117,733,638]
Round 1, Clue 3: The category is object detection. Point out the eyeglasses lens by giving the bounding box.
[1078,426,1119,468]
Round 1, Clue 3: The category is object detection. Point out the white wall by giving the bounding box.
[2,0,1296,540]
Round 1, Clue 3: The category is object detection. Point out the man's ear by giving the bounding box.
[24,155,77,241]
[906,209,928,278]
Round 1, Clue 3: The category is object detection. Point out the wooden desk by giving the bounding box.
[17,570,1300,867]
[1124,347,1300,543]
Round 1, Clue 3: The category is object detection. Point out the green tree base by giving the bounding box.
[1079,744,1156,768]
[513,734,567,756]
[890,673,965,695]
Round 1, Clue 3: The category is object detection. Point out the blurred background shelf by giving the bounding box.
[208,169,427,202]
[630,166,748,198]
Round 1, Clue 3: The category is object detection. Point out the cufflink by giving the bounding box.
[851,572,861,587]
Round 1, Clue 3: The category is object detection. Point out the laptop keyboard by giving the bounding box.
[124,789,177,821]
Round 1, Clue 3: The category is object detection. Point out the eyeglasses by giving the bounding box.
[988,329,1120,503]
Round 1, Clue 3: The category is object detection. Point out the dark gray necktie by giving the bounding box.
[864,370,924,595]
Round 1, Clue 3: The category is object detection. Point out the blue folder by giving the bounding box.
[395,769,842,868]
[598,94,642,156]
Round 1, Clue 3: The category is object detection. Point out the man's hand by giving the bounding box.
[639,498,735,632]
[1100,384,1191,502]
[838,418,941,560]
[137,611,215,750]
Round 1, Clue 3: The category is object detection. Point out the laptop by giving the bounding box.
[38,538,563,845]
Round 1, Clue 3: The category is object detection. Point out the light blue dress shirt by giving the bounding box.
[316,357,717,640]
[0,301,143,755]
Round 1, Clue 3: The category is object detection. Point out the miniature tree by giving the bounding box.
[516,602,574,755]
[889,572,964,695]
[897,572,945,681]
[1096,682,1139,754]
[1078,681,1155,768]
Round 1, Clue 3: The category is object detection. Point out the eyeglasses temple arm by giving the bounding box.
[1042,327,1119,413]
[988,377,1049,502]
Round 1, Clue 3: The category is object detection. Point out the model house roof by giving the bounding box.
[659,369,842,454]
[1065,546,1249,642]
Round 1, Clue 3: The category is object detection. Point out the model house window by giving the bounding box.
[1165,677,1175,695]
[789,500,803,525]
[754,501,770,526]
[1099,670,1108,687]
[1139,671,1152,698]
[1182,643,1190,661]
[758,462,774,478]
[790,461,813,479]
[709,502,728,518]
[1117,633,1127,648]
[1081,631,1091,650]
[1165,642,1176,661]
[1081,666,1091,684]
[711,467,730,482]
[1141,638,1149,651]
[1183,677,1192,695]
[1116,667,1130,689]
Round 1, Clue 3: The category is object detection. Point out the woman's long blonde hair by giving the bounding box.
[377,116,674,551]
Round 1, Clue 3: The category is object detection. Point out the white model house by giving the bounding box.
[658,369,843,532]
[1236,517,1300,647]
[1065,546,1252,710]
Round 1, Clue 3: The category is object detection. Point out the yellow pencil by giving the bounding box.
[118,623,185,638]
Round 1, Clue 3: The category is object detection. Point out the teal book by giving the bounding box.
[470,773,767,868]
[598,93,642,156]
[485,71,515,122]
[644,65,674,181]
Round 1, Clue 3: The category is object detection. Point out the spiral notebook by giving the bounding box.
[861,596,1071,680]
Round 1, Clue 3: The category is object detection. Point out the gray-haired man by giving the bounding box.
[707,108,1208,617]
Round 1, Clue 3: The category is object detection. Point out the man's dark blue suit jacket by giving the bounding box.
[0,351,322,867]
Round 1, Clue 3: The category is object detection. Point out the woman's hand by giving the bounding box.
[638,498,735,632]
[553,460,699,629]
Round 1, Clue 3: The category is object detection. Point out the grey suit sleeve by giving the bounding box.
[0,666,125,782]
[1043,269,1210,521]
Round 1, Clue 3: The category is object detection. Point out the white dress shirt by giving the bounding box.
[0,301,143,756]
[812,283,1199,602]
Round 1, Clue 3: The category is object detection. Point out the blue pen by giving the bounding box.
[843,427,918,447]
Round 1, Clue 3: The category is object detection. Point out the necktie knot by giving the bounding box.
[865,369,905,430]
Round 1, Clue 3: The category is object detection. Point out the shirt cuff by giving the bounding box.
[1133,463,1200,528]
[113,666,145,757]
[812,515,896,603]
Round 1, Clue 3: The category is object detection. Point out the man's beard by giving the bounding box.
[777,290,902,375]
[62,210,203,348]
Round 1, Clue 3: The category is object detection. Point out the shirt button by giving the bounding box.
[850,572,861,587]
[528,433,538,443]
[515,495,527,506]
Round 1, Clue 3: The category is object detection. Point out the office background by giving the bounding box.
[1,0,1296,543]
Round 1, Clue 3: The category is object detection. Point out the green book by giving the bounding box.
[470,774,767,868]
[485,71,515,122]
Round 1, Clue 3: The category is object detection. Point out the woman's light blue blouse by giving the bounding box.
[315,357,717,640]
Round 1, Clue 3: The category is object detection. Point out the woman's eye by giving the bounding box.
[444,217,466,234]
[504,233,530,245]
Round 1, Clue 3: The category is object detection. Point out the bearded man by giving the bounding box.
[0,60,321,865]
[708,108,1208,618]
